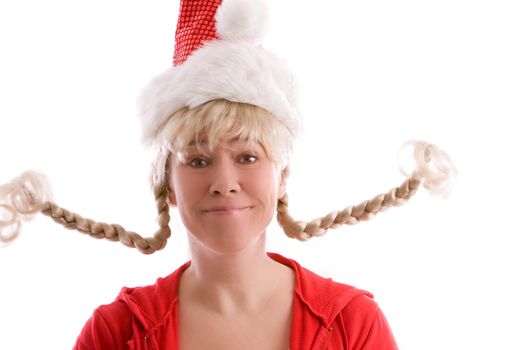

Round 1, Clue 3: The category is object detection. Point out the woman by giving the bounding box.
[0,0,455,348]
[72,99,401,349]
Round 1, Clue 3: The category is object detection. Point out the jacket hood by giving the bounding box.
[117,260,189,334]
[270,253,373,327]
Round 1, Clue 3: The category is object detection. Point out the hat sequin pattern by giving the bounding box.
[173,0,222,66]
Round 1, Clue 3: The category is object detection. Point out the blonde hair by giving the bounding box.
[151,99,293,188]
[0,99,456,253]
[276,140,456,240]
[0,170,171,254]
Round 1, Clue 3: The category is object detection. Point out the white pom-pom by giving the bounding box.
[398,140,457,198]
[0,171,53,245]
[215,0,269,42]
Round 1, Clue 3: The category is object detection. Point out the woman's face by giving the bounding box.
[169,137,286,254]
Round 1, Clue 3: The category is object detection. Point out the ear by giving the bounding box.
[278,166,288,200]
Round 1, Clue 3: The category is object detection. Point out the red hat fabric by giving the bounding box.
[173,0,221,66]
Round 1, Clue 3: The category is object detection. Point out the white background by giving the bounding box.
[1,0,524,349]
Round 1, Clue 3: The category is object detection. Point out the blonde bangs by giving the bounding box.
[159,99,292,167]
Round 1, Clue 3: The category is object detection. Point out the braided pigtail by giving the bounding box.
[0,171,54,244]
[0,157,172,254]
[276,140,456,241]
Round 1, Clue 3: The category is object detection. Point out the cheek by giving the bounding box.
[171,171,204,212]
[249,167,280,206]
[172,177,203,232]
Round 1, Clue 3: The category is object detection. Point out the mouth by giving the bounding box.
[204,206,252,215]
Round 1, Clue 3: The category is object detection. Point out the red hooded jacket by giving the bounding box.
[74,253,398,349]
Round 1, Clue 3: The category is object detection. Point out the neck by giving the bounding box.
[181,232,288,315]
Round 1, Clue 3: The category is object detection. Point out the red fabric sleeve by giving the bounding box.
[361,306,399,350]
[73,301,133,350]
[338,294,399,350]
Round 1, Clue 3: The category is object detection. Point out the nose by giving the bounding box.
[208,158,241,196]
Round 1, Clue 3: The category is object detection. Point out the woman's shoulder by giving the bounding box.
[94,298,133,322]
[269,253,374,319]
[338,295,398,349]
[288,256,397,349]
[270,252,373,298]
[74,261,191,349]
[74,300,133,350]
[270,253,397,348]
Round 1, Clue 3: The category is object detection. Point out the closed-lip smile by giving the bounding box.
[204,206,251,214]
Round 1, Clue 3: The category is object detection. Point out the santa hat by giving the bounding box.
[138,0,299,146]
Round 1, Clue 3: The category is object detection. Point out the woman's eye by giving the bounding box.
[239,154,257,164]
[188,158,208,168]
